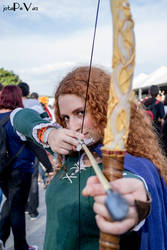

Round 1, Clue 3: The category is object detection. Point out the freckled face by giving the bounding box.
[58,94,100,142]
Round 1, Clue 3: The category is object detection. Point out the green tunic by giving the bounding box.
[44,154,100,250]
[11,108,143,249]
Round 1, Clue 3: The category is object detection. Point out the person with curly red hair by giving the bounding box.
[11,66,167,250]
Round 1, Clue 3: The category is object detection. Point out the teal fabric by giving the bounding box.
[123,170,144,182]
[44,154,100,250]
[12,108,53,154]
[12,108,49,140]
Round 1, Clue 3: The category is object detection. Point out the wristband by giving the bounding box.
[135,190,152,223]
[43,127,55,144]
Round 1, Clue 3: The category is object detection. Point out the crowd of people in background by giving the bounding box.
[141,85,167,156]
[0,82,55,250]
[0,77,167,250]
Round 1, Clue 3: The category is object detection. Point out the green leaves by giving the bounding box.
[0,68,22,86]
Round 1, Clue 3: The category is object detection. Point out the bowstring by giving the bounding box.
[78,0,101,249]
[81,0,101,133]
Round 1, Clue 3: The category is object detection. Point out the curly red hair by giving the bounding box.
[128,101,167,184]
[54,66,167,183]
[55,66,110,141]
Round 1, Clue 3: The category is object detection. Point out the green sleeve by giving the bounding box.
[11,108,54,154]
[12,108,50,139]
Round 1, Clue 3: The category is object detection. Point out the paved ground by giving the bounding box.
[5,184,46,250]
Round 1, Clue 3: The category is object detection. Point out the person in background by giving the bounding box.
[142,85,165,135]
[160,95,167,158]
[163,94,167,116]
[11,67,167,250]
[30,92,39,100]
[156,92,163,102]
[39,96,52,120]
[17,83,45,116]
[18,82,41,220]
[0,85,38,250]
[18,82,53,220]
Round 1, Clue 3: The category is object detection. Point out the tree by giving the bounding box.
[0,68,22,86]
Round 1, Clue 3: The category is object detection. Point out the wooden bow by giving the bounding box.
[100,0,135,249]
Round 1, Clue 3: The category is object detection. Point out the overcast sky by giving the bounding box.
[0,0,167,96]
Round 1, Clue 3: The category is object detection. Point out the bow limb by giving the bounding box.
[100,0,135,249]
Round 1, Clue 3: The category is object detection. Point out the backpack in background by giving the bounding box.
[0,114,25,181]
[144,99,160,122]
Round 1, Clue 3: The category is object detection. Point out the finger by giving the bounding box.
[123,192,147,205]
[61,142,73,151]
[94,201,137,221]
[95,215,136,235]
[93,191,136,207]
[93,202,110,219]
[52,140,73,153]
[64,130,84,140]
[57,148,70,155]
[86,176,100,185]
[122,194,136,206]
[113,179,147,202]
[82,176,99,196]
[82,183,106,197]
[63,135,81,147]
[111,178,145,195]
[94,195,106,204]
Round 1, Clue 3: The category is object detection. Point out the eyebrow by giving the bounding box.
[72,107,84,114]
[60,107,84,117]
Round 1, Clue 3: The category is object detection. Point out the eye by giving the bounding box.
[77,110,84,116]
[62,116,69,122]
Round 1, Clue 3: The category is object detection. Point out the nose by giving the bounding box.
[68,116,82,132]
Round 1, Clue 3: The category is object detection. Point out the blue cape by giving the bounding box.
[93,144,167,250]
[124,153,167,250]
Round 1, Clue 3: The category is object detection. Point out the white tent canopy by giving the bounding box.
[133,66,167,90]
